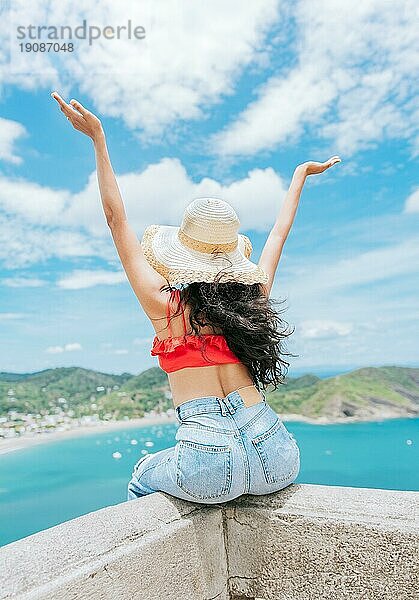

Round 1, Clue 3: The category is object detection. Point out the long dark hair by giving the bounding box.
[160,271,297,392]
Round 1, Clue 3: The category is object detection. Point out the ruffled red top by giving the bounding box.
[151,289,241,373]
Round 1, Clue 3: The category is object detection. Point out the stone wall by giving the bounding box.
[1,483,418,599]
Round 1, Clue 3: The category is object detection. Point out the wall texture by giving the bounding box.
[225,484,419,600]
[1,483,418,600]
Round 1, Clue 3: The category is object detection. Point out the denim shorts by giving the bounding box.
[127,388,300,504]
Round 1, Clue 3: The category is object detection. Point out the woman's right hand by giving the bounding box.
[51,91,104,143]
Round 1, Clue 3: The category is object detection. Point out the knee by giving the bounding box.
[127,477,148,500]
[127,469,156,500]
[127,485,138,501]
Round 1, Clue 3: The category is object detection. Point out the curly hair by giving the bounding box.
[159,270,297,392]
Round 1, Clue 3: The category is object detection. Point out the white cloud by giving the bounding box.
[282,237,419,299]
[0,175,71,224]
[212,64,336,156]
[212,0,419,158]
[298,320,353,340]
[0,312,26,320]
[133,337,154,345]
[2,0,279,137]
[272,231,419,368]
[404,188,419,214]
[0,211,112,269]
[68,158,287,233]
[0,117,27,164]
[1,276,46,287]
[65,342,82,351]
[57,269,127,289]
[45,342,82,353]
[0,158,287,268]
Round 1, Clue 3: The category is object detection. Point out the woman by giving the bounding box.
[51,91,341,504]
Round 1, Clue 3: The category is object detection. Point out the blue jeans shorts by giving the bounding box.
[127,388,300,504]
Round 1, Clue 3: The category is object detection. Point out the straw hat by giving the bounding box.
[141,197,269,285]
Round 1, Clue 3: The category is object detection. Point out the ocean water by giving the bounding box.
[1,416,418,547]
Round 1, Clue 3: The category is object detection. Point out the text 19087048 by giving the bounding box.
[19,43,74,53]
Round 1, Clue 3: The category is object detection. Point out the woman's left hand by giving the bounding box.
[51,91,104,142]
[297,156,342,176]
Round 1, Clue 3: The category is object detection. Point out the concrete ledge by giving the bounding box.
[1,484,418,600]
[226,484,419,600]
[1,494,228,600]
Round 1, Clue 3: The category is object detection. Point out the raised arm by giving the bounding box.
[259,156,341,297]
[50,92,167,311]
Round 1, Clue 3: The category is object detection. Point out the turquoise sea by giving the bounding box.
[1,416,418,547]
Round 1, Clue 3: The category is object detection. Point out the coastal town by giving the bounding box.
[0,384,176,443]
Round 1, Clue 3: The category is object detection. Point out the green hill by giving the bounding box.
[268,366,419,420]
[1,365,418,423]
[0,367,133,419]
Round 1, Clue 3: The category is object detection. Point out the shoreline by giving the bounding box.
[1,411,417,456]
[0,414,177,455]
[280,411,419,425]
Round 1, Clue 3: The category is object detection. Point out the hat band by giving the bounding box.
[178,229,238,254]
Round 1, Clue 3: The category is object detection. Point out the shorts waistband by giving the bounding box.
[175,387,267,420]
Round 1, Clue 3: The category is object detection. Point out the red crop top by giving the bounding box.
[151,289,242,373]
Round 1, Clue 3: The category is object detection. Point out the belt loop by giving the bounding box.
[217,397,228,416]
[222,395,236,415]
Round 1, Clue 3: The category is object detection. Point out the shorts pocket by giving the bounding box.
[175,440,232,500]
[251,418,299,485]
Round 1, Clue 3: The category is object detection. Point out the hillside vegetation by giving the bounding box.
[268,366,419,420]
[1,365,418,422]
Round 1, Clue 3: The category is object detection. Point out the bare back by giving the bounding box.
[148,291,260,408]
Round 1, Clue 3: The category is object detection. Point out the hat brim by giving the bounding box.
[141,224,269,285]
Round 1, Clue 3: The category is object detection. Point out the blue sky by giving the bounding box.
[0,0,418,376]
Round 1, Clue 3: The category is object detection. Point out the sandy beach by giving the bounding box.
[0,411,329,455]
[0,414,177,455]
